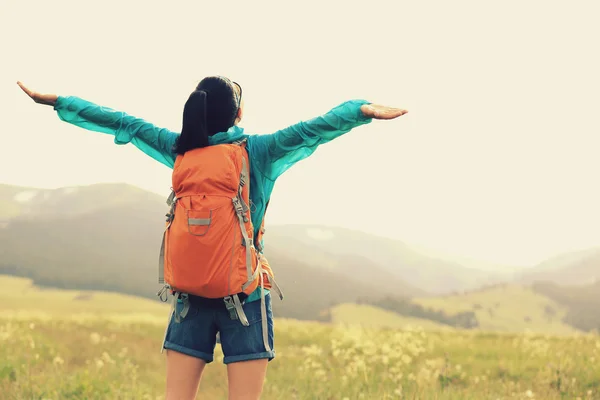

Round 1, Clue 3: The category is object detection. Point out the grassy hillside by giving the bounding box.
[1,276,599,399]
[513,249,600,332]
[356,295,479,330]
[0,275,168,323]
[330,303,452,331]
[532,280,600,332]
[412,284,577,335]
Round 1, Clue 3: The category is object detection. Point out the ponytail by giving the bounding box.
[174,90,209,154]
[173,76,240,154]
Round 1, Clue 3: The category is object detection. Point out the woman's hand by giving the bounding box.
[17,81,58,107]
[361,104,408,120]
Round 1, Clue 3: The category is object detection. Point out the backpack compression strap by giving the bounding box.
[158,190,177,286]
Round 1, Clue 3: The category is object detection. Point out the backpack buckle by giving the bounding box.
[165,191,177,222]
[166,190,176,206]
[223,296,239,321]
[156,285,170,302]
[232,197,244,215]
[223,295,249,326]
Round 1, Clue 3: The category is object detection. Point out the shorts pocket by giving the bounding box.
[242,294,272,324]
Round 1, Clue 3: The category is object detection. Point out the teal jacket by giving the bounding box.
[54,96,373,303]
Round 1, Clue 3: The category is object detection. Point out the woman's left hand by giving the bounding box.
[17,81,58,107]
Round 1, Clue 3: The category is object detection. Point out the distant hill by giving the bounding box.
[0,183,164,221]
[519,247,600,286]
[266,224,505,294]
[406,243,524,276]
[529,247,600,273]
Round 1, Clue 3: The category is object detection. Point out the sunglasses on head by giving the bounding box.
[218,76,242,109]
[232,81,242,109]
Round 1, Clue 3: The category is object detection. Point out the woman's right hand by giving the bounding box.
[17,81,58,107]
[361,104,408,120]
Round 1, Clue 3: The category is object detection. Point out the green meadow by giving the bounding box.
[1,276,599,399]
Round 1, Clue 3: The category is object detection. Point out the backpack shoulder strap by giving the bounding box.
[232,138,248,147]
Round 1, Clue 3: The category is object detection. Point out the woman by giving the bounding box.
[17,77,407,400]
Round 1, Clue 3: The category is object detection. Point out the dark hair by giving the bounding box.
[174,76,241,154]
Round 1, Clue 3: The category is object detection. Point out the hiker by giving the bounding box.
[17,78,407,400]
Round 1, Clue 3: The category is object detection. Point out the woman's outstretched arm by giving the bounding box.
[252,99,408,181]
[17,82,178,169]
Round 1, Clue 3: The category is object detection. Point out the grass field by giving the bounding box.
[1,276,599,399]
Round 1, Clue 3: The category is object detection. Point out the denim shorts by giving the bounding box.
[163,293,274,364]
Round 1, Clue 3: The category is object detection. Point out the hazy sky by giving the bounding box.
[3,0,600,267]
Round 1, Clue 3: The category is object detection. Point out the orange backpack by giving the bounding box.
[156,139,282,345]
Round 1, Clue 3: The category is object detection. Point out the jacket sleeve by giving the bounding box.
[54,96,178,169]
[252,99,372,181]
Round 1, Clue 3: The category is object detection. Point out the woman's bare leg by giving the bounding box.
[227,359,269,400]
[166,350,207,400]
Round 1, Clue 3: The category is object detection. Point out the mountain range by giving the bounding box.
[1,182,599,330]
